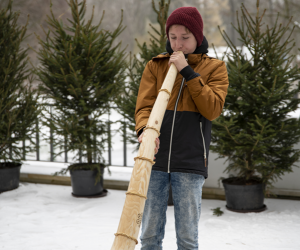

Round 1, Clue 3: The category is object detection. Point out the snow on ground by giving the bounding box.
[1,183,300,250]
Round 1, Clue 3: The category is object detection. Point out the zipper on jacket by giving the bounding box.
[167,77,185,173]
[200,122,207,167]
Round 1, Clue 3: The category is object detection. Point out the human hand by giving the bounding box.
[138,132,160,159]
[168,51,188,72]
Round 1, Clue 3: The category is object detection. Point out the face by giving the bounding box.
[168,25,197,54]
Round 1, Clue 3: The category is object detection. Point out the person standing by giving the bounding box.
[135,6,229,250]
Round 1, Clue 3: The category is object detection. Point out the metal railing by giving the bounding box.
[24,105,132,167]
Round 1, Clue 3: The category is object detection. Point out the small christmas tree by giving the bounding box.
[115,0,170,148]
[34,0,126,173]
[211,0,300,187]
[0,0,40,164]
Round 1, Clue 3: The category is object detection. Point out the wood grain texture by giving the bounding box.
[111,63,178,250]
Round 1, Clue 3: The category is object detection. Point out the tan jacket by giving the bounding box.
[135,52,229,177]
[135,53,229,134]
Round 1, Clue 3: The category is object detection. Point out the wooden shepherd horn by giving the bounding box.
[111,53,181,250]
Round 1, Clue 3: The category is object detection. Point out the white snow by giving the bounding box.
[1,183,300,250]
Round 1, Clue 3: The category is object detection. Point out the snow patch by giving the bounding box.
[1,183,300,249]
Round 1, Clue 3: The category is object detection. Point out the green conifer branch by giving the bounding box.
[0,0,40,162]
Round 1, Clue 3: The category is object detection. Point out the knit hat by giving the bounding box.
[166,7,203,47]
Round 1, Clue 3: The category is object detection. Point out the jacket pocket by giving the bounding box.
[200,122,207,167]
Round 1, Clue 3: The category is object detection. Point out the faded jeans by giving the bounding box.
[140,170,205,250]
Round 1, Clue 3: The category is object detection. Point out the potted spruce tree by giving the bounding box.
[114,0,175,204]
[0,0,40,192]
[34,0,126,197]
[211,0,300,212]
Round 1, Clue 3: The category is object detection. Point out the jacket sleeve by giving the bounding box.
[186,60,229,121]
[135,61,157,136]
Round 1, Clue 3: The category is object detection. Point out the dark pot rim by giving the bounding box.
[70,168,101,173]
[0,162,22,170]
[222,176,263,186]
[68,163,106,169]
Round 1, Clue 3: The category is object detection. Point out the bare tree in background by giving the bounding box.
[88,0,154,53]
[1,0,298,65]
[0,0,71,65]
[276,0,300,65]
[198,0,228,46]
[88,0,231,53]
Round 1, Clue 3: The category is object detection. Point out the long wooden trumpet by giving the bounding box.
[111,58,179,250]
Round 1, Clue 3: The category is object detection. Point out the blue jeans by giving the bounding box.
[140,170,205,250]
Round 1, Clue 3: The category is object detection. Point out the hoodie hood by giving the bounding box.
[166,36,209,55]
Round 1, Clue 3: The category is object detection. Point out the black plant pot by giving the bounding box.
[0,162,22,193]
[222,178,266,213]
[70,166,107,198]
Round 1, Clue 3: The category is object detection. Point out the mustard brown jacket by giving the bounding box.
[135,49,229,178]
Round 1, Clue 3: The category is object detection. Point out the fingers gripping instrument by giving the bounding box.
[110,52,182,250]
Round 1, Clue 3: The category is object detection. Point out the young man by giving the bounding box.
[135,7,229,250]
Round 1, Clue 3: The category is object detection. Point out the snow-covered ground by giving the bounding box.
[1,183,300,250]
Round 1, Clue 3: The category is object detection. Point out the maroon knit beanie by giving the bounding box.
[166,7,203,47]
